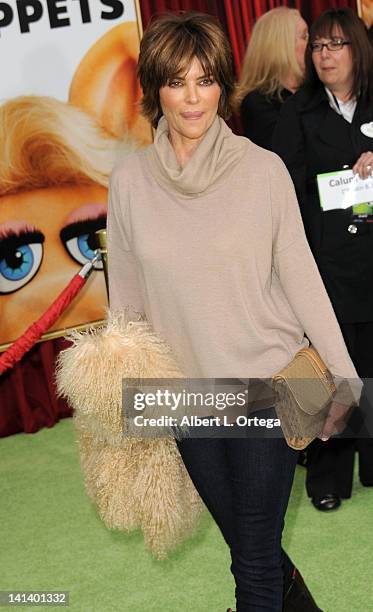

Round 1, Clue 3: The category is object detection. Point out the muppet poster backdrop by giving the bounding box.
[0,0,151,349]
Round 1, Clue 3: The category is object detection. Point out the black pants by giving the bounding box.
[306,322,373,498]
[176,417,298,612]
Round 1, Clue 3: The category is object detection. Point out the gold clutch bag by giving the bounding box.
[272,346,336,450]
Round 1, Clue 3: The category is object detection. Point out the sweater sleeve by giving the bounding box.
[106,166,145,320]
[269,156,362,404]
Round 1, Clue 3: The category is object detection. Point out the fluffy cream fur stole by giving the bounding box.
[56,311,203,558]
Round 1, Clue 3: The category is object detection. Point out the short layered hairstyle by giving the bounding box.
[137,12,235,128]
[233,7,303,109]
[305,8,373,101]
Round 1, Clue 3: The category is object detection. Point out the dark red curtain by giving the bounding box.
[222,0,358,76]
[139,0,228,28]
[138,1,358,76]
[0,338,72,437]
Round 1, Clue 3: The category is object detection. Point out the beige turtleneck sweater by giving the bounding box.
[107,116,359,398]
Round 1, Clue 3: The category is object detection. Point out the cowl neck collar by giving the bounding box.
[146,115,248,197]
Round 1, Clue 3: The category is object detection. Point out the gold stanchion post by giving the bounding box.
[95,229,109,300]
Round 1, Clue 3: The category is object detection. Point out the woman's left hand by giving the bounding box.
[319,401,353,441]
[352,151,373,180]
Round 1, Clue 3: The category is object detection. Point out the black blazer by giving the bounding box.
[273,85,373,323]
[240,89,292,150]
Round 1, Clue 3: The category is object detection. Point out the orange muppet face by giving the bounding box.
[0,184,108,346]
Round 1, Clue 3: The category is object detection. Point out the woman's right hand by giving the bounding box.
[352,151,373,179]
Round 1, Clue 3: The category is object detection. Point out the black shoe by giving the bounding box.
[311,493,341,511]
[360,477,373,487]
[283,569,323,611]
[227,568,323,612]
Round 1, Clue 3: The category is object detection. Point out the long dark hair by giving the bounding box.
[305,8,373,101]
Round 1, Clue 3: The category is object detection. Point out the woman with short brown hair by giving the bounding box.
[137,11,234,128]
[107,11,358,611]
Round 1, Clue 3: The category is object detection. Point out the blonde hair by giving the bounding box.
[0,96,133,196]
[233,7,304,110]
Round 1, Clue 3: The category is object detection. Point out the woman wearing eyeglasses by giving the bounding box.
[234,7,308,150]
[273,8,373,512]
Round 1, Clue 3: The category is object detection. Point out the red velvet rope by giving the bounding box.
[0,274,85,375]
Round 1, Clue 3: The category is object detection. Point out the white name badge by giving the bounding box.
[316,169,373,211]
[361,122,373,138]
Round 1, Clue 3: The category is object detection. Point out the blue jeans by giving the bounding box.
[176,414,298,611]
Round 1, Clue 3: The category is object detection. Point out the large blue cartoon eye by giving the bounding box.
[64,234,102,269]
[61,216,106,270]
[0,233,44,295]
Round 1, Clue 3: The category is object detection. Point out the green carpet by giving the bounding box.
[0,419,372,612]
